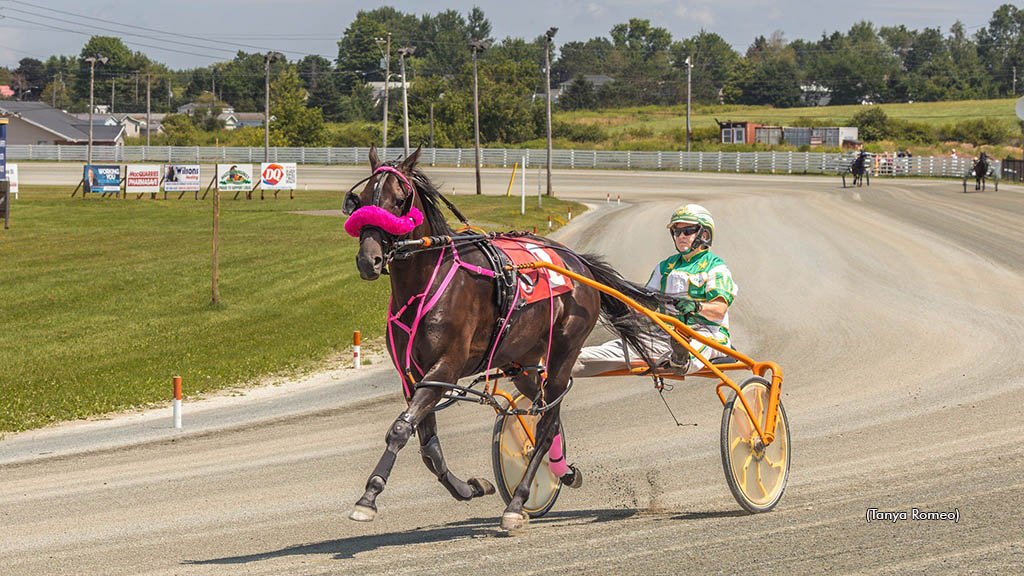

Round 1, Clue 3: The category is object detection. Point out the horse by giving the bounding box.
[343,145,670,531]
[850,152,869,187]
[970,153,989,192]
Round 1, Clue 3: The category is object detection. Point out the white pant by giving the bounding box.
[572,328,729,378]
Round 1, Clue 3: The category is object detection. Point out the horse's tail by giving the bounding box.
[577,252,676,369]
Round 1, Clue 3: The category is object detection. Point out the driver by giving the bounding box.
[572,204,738,377]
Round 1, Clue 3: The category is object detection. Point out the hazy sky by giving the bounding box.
[0,0,1011,69]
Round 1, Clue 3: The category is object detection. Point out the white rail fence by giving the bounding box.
[7,145,994,179]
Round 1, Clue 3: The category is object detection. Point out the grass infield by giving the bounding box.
[0,186,584,432]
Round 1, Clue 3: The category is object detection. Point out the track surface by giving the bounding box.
[4,167,1024,574]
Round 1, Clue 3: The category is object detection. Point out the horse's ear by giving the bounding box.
[400,146,422,172]
[369,144,380,170]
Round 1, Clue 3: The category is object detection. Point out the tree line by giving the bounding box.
[1,4,1023,148]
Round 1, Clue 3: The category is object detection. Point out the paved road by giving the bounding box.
[3,168,1024,574]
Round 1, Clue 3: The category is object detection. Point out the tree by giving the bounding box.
[976,4,1024,95]
[161,114,200,146]
[270,69,328,147]
[14,58,47,100]
[851,107,889,140]
[297,55,333,93]
[672,30,740,104]
[558,76,596,110]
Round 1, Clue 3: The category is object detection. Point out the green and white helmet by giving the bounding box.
[667,203,715,246]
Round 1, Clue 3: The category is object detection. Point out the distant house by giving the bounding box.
[717,121,760,145]
[367,81,410,106]
[224,112,267,130]
[72,113,165,138]
[800,83,832,107]
[557,74,614,93]
[0,101,124,145]
[178,102,234,115]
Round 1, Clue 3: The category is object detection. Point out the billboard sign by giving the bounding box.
[5,164,18,197]
[0,120,6,181]
[125,165,161,194]
[163,164,201,192]
[84,165,121,193]
[260,162,297,190]
[217,164,253,192]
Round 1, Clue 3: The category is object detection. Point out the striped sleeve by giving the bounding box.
[703,264,737,305]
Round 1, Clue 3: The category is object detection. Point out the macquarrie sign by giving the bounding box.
[125,165,161,194]
[217,163,253,192]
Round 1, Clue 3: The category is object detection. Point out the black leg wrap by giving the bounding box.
[370,451,397,487]
[420,435,447,477]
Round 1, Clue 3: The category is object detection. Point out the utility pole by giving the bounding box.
[84,55,107,170]
[51,74,56,107]
[545,28,557,196]
[375,33,391,158]
[429,102,435,149]
[58,72,63,109]
[135,72,139,106]
[685,55,692,153]
[264,52,283,163]
[146,74,151,146]
[470,39,491,195]
[111,76,115,114]
[167,77,171,110]
[1014,66,1017,96]
[398,46,415,156]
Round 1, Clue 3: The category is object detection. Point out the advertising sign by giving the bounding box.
[163,164,201,192]
[125,165,161,194]
[217,163,253,192]
[84,165,121,193]
[5,164,18,197]
[0,120,7,181]
[260,162,297,190]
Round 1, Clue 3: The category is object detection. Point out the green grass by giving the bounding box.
[0,186,583,432]
[557,98,1020,132]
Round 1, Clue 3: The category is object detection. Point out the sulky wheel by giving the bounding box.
[491,395,563,518]
[720,376,790,513]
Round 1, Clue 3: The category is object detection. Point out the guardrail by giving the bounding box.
[6,145,997,179]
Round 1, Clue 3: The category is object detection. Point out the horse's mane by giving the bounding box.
[407,165,454,236]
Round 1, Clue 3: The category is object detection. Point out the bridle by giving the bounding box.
[343,163,417,219]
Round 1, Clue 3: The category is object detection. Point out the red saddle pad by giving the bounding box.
[492,238,574,305]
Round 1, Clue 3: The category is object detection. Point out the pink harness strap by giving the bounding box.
[387,240,498,399]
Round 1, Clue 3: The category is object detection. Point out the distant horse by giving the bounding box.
[965,153,990,192]
[343,145,672,531]
[842,152,870,188]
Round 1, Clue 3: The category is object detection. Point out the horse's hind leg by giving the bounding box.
[500,406,561,531]
[417,412,495,501]
[350,384,443,522]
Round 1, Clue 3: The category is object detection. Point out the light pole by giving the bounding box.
[685,55,692,153]
[545,28,557,196]
[84,55,107,170]
[264,51,284,163]
[375,33,391,159]
[398,46,415,156]
[470,39,491,195]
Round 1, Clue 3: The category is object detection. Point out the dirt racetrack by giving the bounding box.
[3,168,1023,574]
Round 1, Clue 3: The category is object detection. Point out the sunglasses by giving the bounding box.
[671,224,701,237]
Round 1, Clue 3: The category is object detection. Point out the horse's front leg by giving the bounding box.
[349,383,444,522]
[417,411,496,501]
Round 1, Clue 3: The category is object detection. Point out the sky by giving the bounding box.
[0,0,1012,69]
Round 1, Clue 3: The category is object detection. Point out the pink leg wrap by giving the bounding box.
[547,433,568,477]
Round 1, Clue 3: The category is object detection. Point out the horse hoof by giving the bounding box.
[501,511,528,532]
[564,465,584,489]
[349,504,377,522]
[469,477,496,496]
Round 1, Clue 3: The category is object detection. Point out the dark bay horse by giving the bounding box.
[344,145,668,531]
[971,153,990,191]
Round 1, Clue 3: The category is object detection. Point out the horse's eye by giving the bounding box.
[343,193,361,215]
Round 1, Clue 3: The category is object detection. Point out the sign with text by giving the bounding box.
[5,164,18,197]
[126,165,161,194]
[163,164,201,192]
[217,163,253,192]
[84,165,121,193]
[260,162,297,190]
[0,121,6,180]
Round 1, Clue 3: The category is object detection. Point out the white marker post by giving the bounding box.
[353,331,362,369]
[520,155,526,215]
[172,376,182,429]
[568,207,572,221]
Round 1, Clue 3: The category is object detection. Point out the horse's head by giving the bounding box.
[344,144,423,281]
